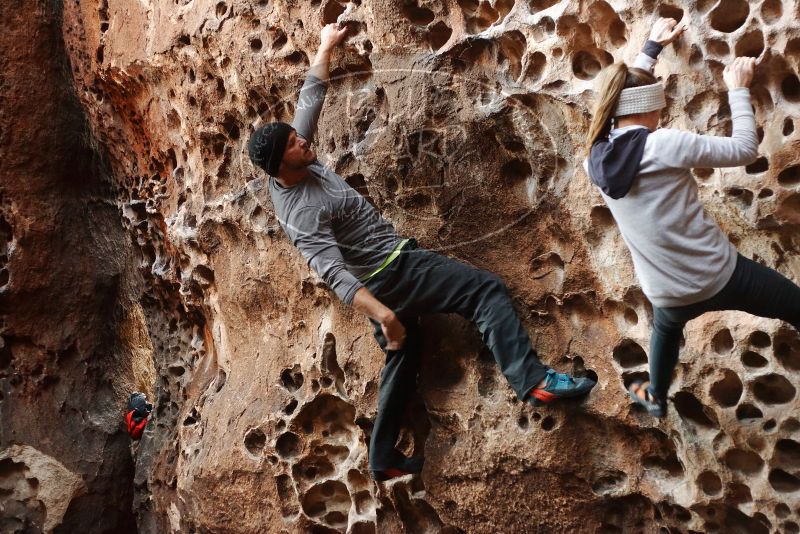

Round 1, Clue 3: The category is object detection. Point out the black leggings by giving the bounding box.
[649,254,800,399]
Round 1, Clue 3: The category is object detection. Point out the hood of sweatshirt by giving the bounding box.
[587,126,650,199]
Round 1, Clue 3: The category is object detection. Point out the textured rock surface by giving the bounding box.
[0,0,148,532]
[4,0,800,532]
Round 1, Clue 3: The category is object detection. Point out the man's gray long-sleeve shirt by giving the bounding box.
[269,74,401,304]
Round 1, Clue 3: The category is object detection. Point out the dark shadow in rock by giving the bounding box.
[709,0,749,32]
[723,447,764,474]
[751,373,796,404]
[709,369,743,407]
[673,391,719,429]
[612,339,648,368]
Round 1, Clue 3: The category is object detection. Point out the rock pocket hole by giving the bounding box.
[726,481,753,504]
[284,399,298,415]
[353,490,372,515]
[710,369,743,407]
[784,117,795,136]
[250,38,263,51]
[782,74,800,103]
[748,330,771,348]
[624,308,639,325]
[769,469,800,492]
[725,187,753,206]
[401,1,435,25]
[541,416,555,431]
[301,480,351,526]
[776,503,791,518]
[428,21,452,51]
[529,0,560,11]
[782,418,800,432]
[773,439,800,469]
[590,205,614,227]
[276,431,302,458]
[322,0,346,24]
[498,31,527,81]
[736,403,763,421]
[285,50,308,65]
[275,474,298,517]
[572,50,608,80]
[761,0,783,23]
[517,415,529,429]
[778,165,800,187]
[245,428,267,454]
[526,51,547,82]
[734,29,764,57]
[709,0,749,32]
[751,374,796,404]
[775,327,800,369]
[697,470,723,495]
[706,39,730,57]
[673,391,719,428]
[281,367,304,392]
[711,328,734,353]
[724,448,765,474]
[658,4,684,20]
[745,157,769,174]
[591,470,627,495]
[742,350,768,368]
[642,451,684,478]
[613,339,648,368]
[501,158,532,182]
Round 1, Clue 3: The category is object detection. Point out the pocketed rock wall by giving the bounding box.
[34,0,800,531]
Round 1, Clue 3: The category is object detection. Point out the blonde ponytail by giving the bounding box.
[585,64,659,151]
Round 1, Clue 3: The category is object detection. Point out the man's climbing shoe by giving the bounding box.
[371,456,424,482]
[627,381,667,418]
[528,369,596,407]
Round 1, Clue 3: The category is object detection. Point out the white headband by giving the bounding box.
[613,82,666,117]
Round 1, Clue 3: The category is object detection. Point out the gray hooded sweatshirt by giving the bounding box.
[584,52,759,308]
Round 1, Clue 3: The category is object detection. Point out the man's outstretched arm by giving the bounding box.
[309,23,348,83]
[292,24,348,143]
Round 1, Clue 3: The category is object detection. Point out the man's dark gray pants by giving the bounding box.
[364,240,549,471]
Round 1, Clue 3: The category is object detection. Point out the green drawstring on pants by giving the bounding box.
[359,239,410,282]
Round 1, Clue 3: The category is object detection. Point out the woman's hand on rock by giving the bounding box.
[649,17,686,46]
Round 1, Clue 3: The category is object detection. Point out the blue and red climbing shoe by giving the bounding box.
[528,369,596,407]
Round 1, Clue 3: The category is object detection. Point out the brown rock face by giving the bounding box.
[0,0,149,532]
[3,0,800,532]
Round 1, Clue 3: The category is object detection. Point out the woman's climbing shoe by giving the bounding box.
[528,369,596,407]
[371,456,424,482]
[628,381,667,418]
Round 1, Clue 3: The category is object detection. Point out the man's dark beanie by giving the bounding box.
[248,122,294,176]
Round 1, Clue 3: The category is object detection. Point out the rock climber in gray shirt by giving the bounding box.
[585,18,800,417]
[248,23,595,480]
